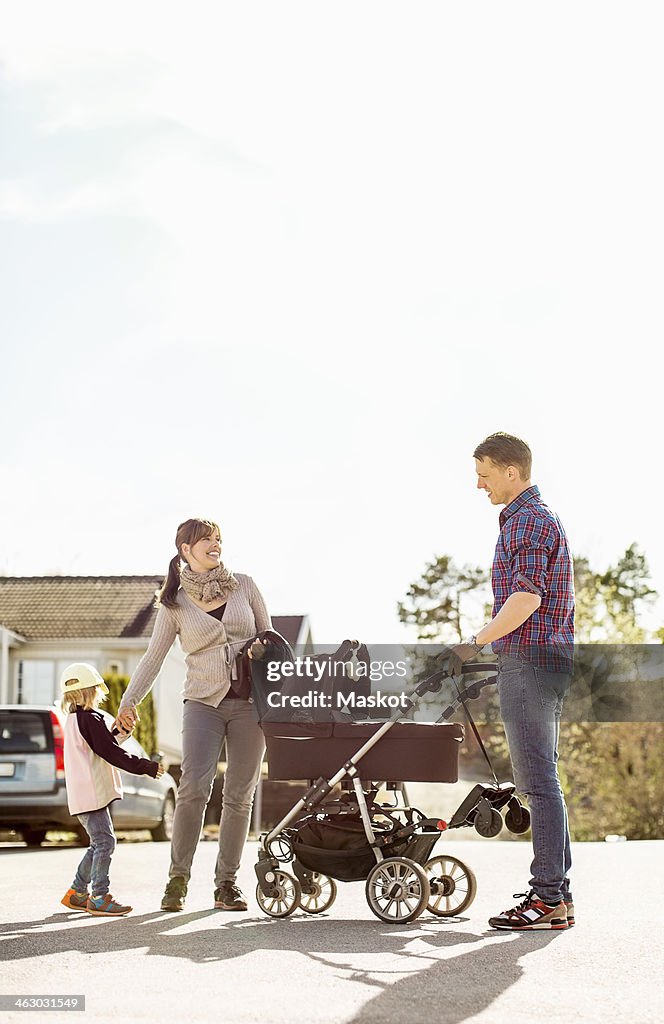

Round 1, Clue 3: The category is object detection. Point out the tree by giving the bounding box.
[398,555,489,642]
[560,544,663,839]
[572,556,603,643]
[103,674,158,757]
[560,722,664,841]
[570,544,658,720]
[575,543,657,643]
[397,554,501,771]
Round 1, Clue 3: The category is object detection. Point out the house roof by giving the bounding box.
[0,576,164,640]
[271,614,308,647]
[0,576,308,646]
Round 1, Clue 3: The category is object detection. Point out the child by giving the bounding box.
[59,662,165,917]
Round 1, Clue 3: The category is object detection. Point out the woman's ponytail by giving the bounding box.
[158,554,182,608]
[157,518,220,608]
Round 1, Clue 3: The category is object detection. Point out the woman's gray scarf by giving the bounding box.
[180,563,239,604]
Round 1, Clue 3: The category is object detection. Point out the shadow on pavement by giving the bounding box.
[0,908,559,1022]
[2,911,472,964]
[348,927,559,1024]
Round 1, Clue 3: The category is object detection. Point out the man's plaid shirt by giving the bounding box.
[491,485,574,671]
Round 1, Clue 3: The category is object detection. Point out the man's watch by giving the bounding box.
[463,635,483,654]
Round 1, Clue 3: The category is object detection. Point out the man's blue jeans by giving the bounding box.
[497,654,572,905]
[71,806,116,898]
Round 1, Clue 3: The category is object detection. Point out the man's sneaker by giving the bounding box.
[214,882,248,911]
[489,890,568,930]
[161,876,188,912]
[565,899,575,927]
[86,894,132,917]
[61,888,89,911]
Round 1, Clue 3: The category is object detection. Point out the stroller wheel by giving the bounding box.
[365,857,430,924]
[505,800,531,834]
[474,805,503,838]
[424,855,477,916]
[299,874,338,915]
[255,870,302,918]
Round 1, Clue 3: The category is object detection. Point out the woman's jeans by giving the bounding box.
[72,806,116,898]
[497,654,572,905]
[170,698,265,887]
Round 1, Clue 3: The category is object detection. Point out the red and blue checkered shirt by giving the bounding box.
[491,485,574,671]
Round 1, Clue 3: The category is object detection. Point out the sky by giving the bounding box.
[1,2,663,643]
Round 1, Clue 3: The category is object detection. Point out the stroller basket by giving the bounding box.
[263,720,464,783]
[293,816,440,882]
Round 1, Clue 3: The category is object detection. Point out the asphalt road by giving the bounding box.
[0,837,661,1024]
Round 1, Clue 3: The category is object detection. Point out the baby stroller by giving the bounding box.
[250,640,530,924]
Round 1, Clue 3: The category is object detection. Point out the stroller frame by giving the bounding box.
[254,660,529,922]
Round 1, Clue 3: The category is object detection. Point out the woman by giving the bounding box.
[115,517,270,912]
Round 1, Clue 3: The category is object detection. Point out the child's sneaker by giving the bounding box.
[61,888,89,911]
[565,899,575,927]
[85,894,132,917]
[489,890,568,930]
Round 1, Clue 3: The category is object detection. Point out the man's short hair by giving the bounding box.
[473,432,532,479]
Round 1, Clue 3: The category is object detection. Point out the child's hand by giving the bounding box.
[112,723,133,742]
[155,763,166,779]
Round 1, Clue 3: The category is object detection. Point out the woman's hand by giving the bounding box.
[248,638,268,660]
[114,706,140,732]
[155,762,166,779]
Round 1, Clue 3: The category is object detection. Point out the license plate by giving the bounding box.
[0,763,16,777]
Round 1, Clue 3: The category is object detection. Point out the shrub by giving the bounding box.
[102,674,158,757]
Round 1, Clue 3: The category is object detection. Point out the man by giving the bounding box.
[448,432,575,931]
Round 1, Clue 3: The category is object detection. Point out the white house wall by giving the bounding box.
[151,640,187,764]
[5,640,149,705]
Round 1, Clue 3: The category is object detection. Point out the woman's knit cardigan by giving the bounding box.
[119,574,271,711]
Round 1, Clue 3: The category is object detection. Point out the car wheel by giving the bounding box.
[22,828,48,847]
[151,793,175,842]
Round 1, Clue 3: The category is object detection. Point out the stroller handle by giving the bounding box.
[413,660,498,698]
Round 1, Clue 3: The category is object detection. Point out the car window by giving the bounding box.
[0,712,49,753]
